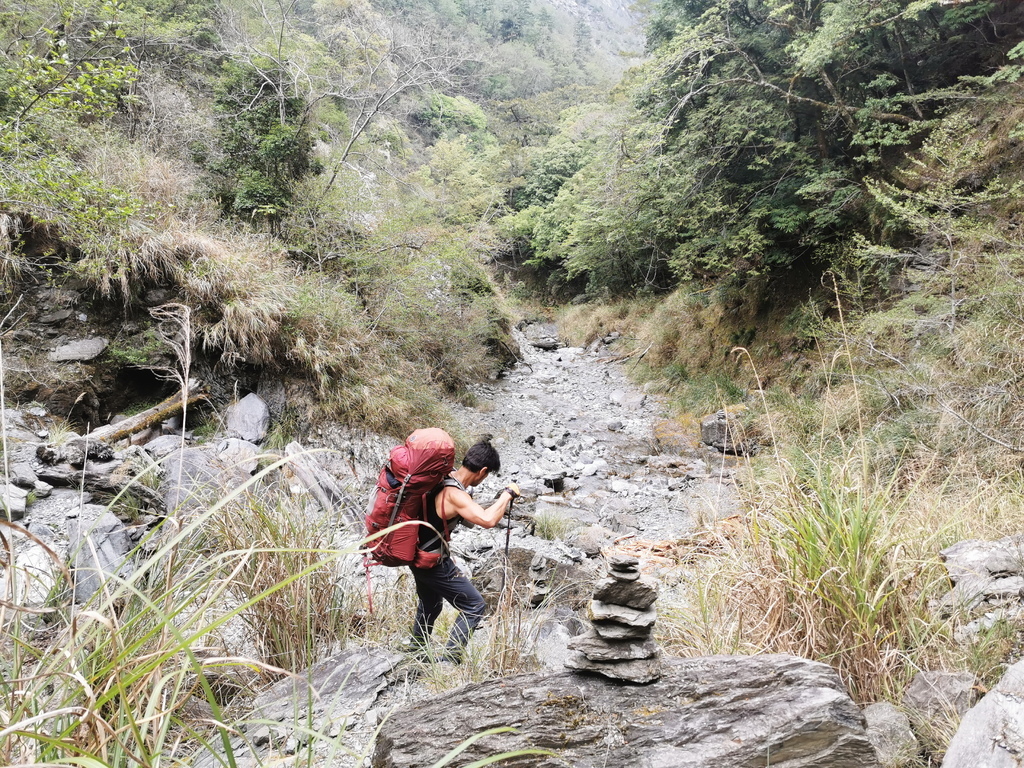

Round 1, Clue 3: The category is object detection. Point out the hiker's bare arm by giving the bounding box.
[442,488,515,528]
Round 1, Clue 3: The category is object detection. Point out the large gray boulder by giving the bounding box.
[225,393,271,443]
[372,654,879,768]
[68,508,132,603]
[942,659,1024,767]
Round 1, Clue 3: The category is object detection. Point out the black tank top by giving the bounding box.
[419,477,465,553]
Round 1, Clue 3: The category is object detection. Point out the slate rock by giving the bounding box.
[941,535,1024,583]
[9,461,38,487]
[161,447,222,513]
[251,647,401,725]
[38,309,74,325]
[567,628,659,661]
[68,509,132,603]
[935,535,1024,618]
[565,649,663,683]
[589,599,656,630]
[144,435,187,459]
[942,659,1024,768]
[372,654,880,768]
[608,552,640,575]
[593,574,659,610]
[903,670,977,720]
[1,483,29,520]
[49,337,108,362]
[225,393,271,443]
[862,702,919,767]
[217,438,261,474]
[942,574,1024,615]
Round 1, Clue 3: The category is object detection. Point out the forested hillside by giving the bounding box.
[507,0,1024,480]
[6,0,1022,445]
[0,0,636,431]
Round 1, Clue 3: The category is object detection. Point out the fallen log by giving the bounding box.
[88,386,207,444]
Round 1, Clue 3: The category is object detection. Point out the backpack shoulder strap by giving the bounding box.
[438,475,467,526]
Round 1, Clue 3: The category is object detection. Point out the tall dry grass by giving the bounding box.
[652,258,1024,706]
[747,452,947,701]
[0,122,513,437]
[205,483,351,670]
[0,451,550,767]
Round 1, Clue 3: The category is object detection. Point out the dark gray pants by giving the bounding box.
[409,557,486,660]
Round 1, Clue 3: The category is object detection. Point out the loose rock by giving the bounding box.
[225,393,271,443]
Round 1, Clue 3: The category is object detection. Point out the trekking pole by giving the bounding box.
[504,493,513,558]
[502,493,513,597]
[363,555,375,615]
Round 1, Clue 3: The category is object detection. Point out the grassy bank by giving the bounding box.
[557,167,1024,762]
[0,448,552,767]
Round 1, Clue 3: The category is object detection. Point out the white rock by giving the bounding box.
[224,393,271,443]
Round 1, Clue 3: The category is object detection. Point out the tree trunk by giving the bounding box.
[88,389,207,444]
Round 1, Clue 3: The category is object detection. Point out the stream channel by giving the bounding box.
[443,322,745,561]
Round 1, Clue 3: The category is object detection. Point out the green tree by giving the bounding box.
[511,0,1024,294]
[209,58,318,225]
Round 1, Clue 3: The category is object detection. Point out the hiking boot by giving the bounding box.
[437,648,464,665]
[399,637,431,661]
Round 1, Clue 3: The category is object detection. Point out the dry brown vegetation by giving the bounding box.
[564,101,1024,746]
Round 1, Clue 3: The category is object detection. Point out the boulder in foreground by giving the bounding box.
[373,654,879,768]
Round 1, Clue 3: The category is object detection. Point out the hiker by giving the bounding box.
[406,437,520,663]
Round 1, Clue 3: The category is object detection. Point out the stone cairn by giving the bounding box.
[565,553,663,683]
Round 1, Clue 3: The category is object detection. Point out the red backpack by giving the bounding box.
[364,428,456,568]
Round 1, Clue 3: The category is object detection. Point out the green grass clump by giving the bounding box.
[660,452,948,703]
[532,509,581,541]
[750,454,944,701]
[207,484,351,670]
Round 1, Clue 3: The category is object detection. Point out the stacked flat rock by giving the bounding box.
[565,553,663,683]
